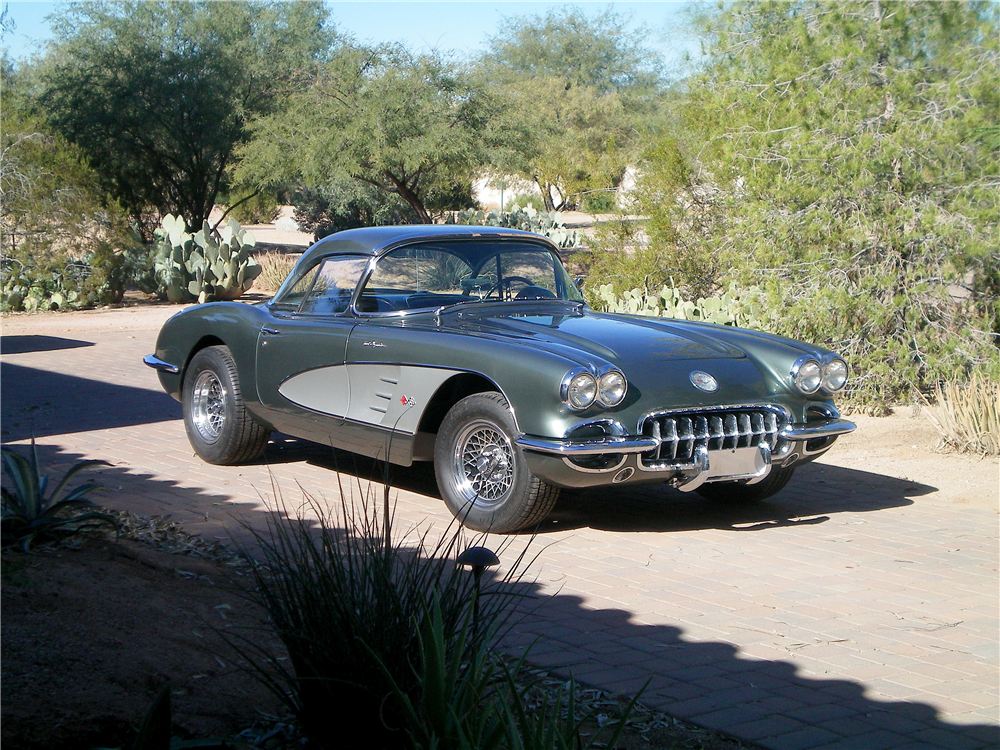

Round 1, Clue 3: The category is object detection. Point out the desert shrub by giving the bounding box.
[580,189,617,214]
[253,251,299,295]
[1,440,116,551]
[150,214,262,303]
[923,374,1000,456]
[231,479,536,749]
[293,180,417,241]
[594,282,764,328]
[222,190,281,226]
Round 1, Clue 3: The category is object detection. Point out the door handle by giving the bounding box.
[261,327,281,336]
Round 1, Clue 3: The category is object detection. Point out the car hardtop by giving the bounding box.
[297,224,557,267]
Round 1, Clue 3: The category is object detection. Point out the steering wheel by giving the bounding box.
[483,276,534,301]
[515,285,557,300]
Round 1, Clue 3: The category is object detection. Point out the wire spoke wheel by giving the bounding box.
[453,420,515,507]
[435,392,559,533]
[191,370,227,443]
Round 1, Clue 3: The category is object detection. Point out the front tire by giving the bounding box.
[434,392,559,533]
[182,345,270,465]
[695,465,795,504]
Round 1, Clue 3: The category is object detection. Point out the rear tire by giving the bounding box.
[695,465,795,504]
[182,345,270,465]
[435,392,559,533]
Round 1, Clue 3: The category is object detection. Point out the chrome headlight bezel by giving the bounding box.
[598,370,627,407]
[562,367,628,410]
[790,356,823,395]
[791,354,849,395]
[822,358,849,393]
[562,369,598,410]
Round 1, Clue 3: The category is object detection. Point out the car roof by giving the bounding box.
[297,224,555,266]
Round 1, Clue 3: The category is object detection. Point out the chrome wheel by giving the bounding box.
[190,369,227,443]
[451,419,515,508]
[436,392,560,533]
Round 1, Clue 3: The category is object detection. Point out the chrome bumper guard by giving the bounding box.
[143,354,180,374]
[780,418,856,440]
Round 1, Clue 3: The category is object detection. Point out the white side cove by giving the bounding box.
[278,364,462,434]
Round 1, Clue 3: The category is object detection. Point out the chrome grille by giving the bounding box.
[640,407,785,468]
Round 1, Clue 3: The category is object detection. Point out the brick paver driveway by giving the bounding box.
[3,308,997,750]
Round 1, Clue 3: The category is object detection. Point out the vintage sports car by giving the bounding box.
[145,225,855,533]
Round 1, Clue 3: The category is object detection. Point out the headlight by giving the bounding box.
[822,358,849,392]
[598,370,627,407]
[564,370,598,410]
[791,357,823,395]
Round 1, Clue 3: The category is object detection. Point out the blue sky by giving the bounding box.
[3,1,700,71]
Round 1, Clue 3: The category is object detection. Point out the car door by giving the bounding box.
[254,254,369,441]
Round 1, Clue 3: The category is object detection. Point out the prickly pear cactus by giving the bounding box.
[450,206,582,248]
[152,215,262,303]
[596,281,763,328]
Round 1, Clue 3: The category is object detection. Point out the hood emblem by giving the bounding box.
[689,371,719,393]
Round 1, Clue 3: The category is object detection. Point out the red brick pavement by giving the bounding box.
[2,311,997,750]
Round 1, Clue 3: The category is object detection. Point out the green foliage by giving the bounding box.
[221,190,281,226]
[1,440,115,551]
[293,180,418,240]
[478,7,665,211]
[39,1,332,235]
[1,60,135,303]
[482,6,663,94]
[1,244,150,313]
[617,0,1000,408]
[151,214,262,304]
[375,596,507,750]
[594,282,764,328]
[238,44,514,224]
[450,206,582,248]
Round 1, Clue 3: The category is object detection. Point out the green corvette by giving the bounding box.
[145,225,855,532]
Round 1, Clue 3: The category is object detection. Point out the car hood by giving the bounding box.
[442,303,746,365]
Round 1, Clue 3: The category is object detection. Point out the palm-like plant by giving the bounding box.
[1,440,115,551]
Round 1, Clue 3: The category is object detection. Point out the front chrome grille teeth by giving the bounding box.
[640,408,784,468]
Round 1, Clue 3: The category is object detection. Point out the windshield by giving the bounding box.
[358,240,583,314]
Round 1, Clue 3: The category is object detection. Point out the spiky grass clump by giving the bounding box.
[252,251,298,294]
[231,476,535,749]
[923,374,1000,455]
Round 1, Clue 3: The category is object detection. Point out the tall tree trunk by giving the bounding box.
[389,174,432,223]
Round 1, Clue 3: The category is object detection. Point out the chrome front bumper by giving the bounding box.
[143,354,179,374]
[516,416,856,489]
[517,417,856,457]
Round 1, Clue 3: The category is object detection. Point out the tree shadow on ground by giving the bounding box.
[0,335,96,355]
[1,362,180,441]
[499,589,999,750]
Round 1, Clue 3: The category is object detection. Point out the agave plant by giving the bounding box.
[1,440,116,551]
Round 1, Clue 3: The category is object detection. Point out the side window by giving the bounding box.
[298,256,369,315]
[272,262,321,311]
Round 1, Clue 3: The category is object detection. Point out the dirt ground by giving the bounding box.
[0,537,283,750]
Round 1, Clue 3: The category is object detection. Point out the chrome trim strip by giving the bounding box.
[516,435,660,456]
[781,418,856,440]
[143,354,179,374]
